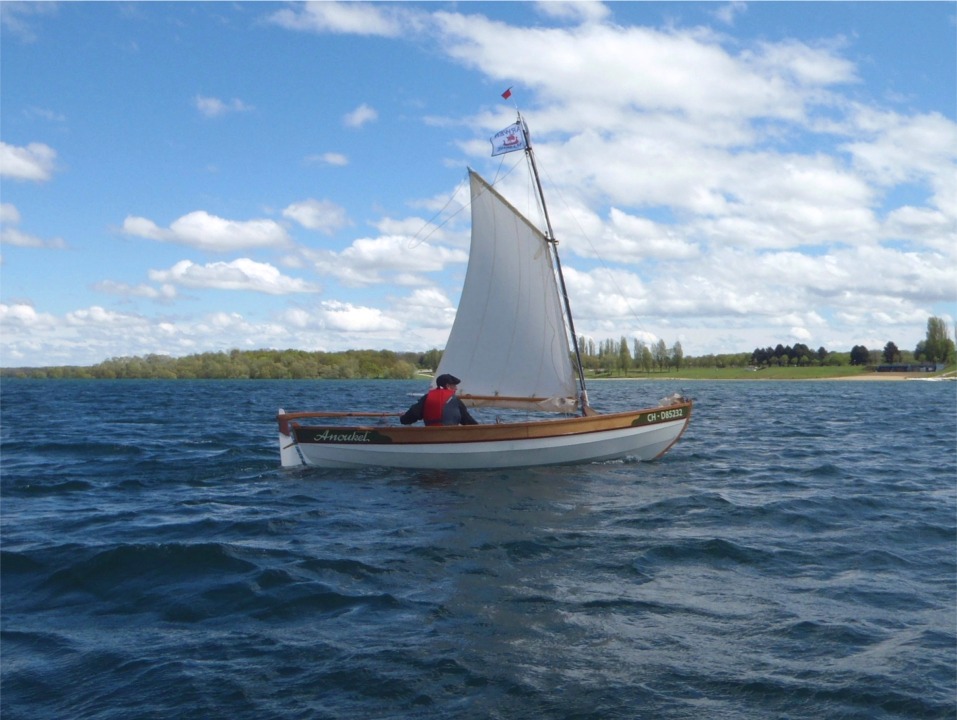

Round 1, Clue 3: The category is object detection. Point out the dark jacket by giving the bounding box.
[400,388,478,426]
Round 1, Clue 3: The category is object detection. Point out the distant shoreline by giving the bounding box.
[591,370,957,382]
[816,372,956,382]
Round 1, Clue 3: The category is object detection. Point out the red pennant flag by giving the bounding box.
[501,87,512,100]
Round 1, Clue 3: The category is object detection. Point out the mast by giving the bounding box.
[518,114,590,413]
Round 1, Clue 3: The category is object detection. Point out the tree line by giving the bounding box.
[3,317,952,380]
[752,317,954,368]
[576,336,683,375]
[0,349,423,380]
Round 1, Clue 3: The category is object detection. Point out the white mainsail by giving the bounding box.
[435,170,579,413]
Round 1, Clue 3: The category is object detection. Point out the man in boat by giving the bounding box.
[400,374,479,426]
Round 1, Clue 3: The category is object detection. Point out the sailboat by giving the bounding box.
[277,114,691,469]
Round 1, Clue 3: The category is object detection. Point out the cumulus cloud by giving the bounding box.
[534,1,610,24]
[843,109,957,190]
[267,1,415,37]
[66,305,144,328]
[400,287,457,329]
[282,199,349,234]
[0,302,296,367]
[344,103,378,128]
[0,302,56,328]
[306,236,468,286]
[0,141,57,181]
[93,280,178,301]
[0,1,57,42]
[194,95,254,118]
[601,209,699,261]
[305,152,349,166]
[274,300,408,340]
[0,226,66,249]
[712,2,747,27]
[0,203,66,248]
[0,203,19,224]
[122,211,290,251]
[24,106,66,123]
[148,259,319,295]
[316,300,403,332]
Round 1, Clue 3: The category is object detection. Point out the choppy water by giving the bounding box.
[1,378,954,719]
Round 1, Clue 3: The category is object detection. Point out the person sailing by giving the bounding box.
[400,374,478,426]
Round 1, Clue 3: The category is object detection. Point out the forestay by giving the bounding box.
[435,170,579,413]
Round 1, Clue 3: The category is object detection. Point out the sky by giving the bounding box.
[1,1,955,368]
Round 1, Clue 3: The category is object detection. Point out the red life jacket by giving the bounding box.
[423,388,455,426]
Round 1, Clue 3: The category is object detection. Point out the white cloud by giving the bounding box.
[882,206,956,254]
[24,106,66,123]
[343,103,378,128]
[0,203,20,224]
[843,109,957,190]
[0,302,290,366]
[275,299,409,340]
[0,203,66,248]
[122,211,290,252]
[602,209,699,261]
[148,259,319,295]
[0,1,57,42]
[712,2,747,27]
[374,216,465,248]
[0,302,56,329]
[0,227,66,249]
[534,1,610,25]
[66,305,144,328]
[282,199,349,234]
[267,1,415,37]
[93,280,178,301]
[0,141,57,181]
[194,95,254,118]
[401,287,457,329]
[434,16,839,122]
[749,38,858,86]
[317,300,403,332]
[305,152,349,166]
[306,236,468,286]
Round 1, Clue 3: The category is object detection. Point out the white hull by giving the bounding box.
[278,403,691,470]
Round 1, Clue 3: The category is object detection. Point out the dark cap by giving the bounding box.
[435,373,461,388]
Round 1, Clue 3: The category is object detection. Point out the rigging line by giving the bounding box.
[410,157,525,251]
[491,152,524,189]
[533,157,652,339]
[406,173,471,250]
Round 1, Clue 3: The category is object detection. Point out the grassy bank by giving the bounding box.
[588,364,957,381]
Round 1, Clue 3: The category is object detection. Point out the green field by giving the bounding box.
[588,364,957,381]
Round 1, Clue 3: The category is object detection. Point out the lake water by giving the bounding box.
[1,379,954,719]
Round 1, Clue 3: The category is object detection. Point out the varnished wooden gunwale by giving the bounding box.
[281,402,692,446]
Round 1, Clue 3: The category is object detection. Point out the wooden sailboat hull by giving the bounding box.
[278,402,691,470]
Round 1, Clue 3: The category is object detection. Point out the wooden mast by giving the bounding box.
[518,114,591,413]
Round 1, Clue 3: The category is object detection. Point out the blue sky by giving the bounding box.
[1,1,954,367]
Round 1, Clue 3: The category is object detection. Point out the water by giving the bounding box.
[2,379,954,719]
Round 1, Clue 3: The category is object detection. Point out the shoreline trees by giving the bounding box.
[3,316,952,379]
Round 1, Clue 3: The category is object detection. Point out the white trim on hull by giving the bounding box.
[278,405,690,470]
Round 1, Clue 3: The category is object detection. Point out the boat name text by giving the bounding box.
[311,429,373,443]
[644,408,686,422]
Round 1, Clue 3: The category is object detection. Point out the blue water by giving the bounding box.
[1,379,954,719]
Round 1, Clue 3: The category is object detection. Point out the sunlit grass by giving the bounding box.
[588,363,957,381]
